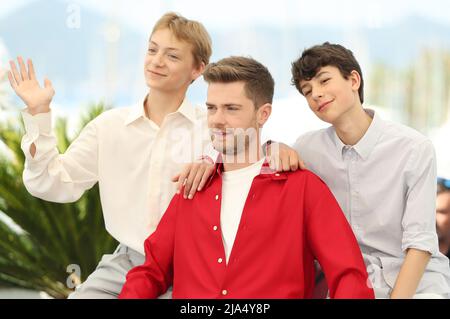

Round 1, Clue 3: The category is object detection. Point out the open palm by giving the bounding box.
[8,57,55,114]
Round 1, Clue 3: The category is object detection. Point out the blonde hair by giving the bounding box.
[151,12,212,67]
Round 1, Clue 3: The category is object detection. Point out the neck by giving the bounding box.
[223,140,263,172]
[333,104,372,146]
[144,89,186,125]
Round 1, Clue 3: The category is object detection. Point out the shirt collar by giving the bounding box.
[330,108,384,161]
[177,98,197,123]
[124,95,197,126]
[205,155,288,188]
[124,96,148,126]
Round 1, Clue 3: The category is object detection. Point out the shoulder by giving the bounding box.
[293,127,332,150]
[381,121,436,163]
[88,106,135,127]
[284,168,328,189]
[382,119,431,147]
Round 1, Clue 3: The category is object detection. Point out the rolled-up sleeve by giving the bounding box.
[401,139,439,255]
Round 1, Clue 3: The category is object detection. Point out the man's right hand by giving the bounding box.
[8,57,54,115]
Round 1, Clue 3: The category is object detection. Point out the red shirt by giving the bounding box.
[119,163,374,299]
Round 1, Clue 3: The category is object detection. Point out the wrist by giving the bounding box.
[263,140,273,156]
[199,155,214,165]
[28,105,51,116]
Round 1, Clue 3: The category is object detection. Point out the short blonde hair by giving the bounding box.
[151,12,212,67]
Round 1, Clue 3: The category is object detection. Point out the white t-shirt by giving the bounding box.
[220,158,265,263]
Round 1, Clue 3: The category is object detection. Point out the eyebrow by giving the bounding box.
[315,71,331,78]
[300,71,331,92]
[149,41,181,51]
[206,102,243,108]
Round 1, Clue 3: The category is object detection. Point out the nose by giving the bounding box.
[151,52,164,67]
[209,108,227,127]
[311,85,324,101]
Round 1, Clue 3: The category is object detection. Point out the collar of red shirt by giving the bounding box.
[204,155,288,188]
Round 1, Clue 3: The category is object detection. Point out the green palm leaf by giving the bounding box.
[0,103,118,298]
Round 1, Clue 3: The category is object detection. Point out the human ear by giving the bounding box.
[257,103,272,127]
[192,62,206,81]
[350,70,361,91]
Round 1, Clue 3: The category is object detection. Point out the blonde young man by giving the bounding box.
[8,12,214,299]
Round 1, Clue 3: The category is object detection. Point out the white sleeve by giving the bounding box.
[401,139,439,255]
[21,110,98,203]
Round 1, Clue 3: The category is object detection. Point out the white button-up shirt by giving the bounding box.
[21,97,213,254]
[294,109,450,296]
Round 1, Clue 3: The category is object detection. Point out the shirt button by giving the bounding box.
[215,195,219,200]
[275,173,280,177]
[222,290,228,296]
[213,226,218,231]
[218,258,223,264]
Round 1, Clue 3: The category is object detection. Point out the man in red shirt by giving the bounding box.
[119,56,374,299]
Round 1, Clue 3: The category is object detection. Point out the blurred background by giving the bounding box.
[0,0,449,298]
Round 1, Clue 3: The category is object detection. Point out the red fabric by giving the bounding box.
[119,164,374,299]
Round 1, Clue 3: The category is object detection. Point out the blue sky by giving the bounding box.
[2,0,450,31]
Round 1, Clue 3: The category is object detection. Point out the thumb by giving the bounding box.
[171,174,180,182]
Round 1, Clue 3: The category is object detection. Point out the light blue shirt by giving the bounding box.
[294,109,450,297]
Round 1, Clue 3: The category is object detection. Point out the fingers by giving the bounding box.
[7,71,17,90]
[269,155,281,171]
[28,59,37,80]
[197,165,215,191]
[180,163,215,199]
[281,155,291,171]
[171,173,180,183]
[183,164,200,199]
[9,60,21,84]
[187,166,206,199]
[17,56,29,81]
[289,153,299,171]
[175,166,189,195]
[44,77,53,89]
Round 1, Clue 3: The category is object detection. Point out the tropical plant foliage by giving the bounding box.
[0,103,118,298]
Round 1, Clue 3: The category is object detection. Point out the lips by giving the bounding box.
[318,100,333,112]
[211,130,233,138]
[147,70,167,77]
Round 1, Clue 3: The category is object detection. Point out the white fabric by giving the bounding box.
[294,108,450,296]
[374,287,447,299]
[220,159,265,263]
[21,97,214,254]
